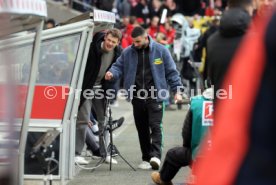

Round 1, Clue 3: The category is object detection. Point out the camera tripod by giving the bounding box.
[76,98,136,171]
[32,145,59,185]
[105,98,136,171]
[31,130,60,185]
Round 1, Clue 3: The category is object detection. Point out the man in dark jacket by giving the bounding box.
[75,28,122,165]
[206,0,254,103]
[194,17,220,83]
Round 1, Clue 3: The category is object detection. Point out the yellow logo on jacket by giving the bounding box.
[154,58,163,65]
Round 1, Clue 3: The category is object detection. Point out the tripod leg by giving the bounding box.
[112,145,136,171]
[117,153,136,171]
[105,99,135,171]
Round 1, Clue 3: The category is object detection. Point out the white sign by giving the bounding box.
[0,0,47,17]
[93,9,115,23]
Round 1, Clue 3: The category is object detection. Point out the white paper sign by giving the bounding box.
[93,9,115,23]
[0,0,47,17]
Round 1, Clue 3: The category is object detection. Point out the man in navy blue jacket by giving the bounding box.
[105,26,183,170]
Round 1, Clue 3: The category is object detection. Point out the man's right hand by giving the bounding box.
[88,121,93,128]
[105,71,113,80]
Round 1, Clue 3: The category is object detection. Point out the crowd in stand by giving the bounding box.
[69,0,226,47]
[51,0,227,49]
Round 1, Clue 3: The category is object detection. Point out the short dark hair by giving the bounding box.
[46,19,56,26]
[228,0,253,8]
[106,28,122,41]
[131,26,146,38]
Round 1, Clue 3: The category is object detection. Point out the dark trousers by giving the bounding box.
[160,146,191,182]
[132,98,164,161]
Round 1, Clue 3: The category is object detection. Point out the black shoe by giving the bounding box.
[91,149,103,159]
[111,117,124,131]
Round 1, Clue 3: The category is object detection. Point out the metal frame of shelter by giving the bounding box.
[0,1,47,185]
[1,9,116,184]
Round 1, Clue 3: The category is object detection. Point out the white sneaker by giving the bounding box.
[91,155,102,160]
[138,161,151,170]
[110,100,119,107]
[150,157,161,170]
[85,150,93,157]
[75,156,89,165]
[105,156,118,164]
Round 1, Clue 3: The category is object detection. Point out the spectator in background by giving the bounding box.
[174,0,201,16]
[149,0,164,17]
[95,0,115,11]
[155,19,175,47]
[195,17,220,83]
[136,17,146,27]
[130,0,151,24]
[116,0,131,17]
[161,0,179,17]
[214,0,224,11]
[221,0,228,9]
[45,19,56,29]
[121,16,139,48]
[163,20,176,45]
[147,16,166,39]
[170,13,200,97]
[207,0,254,104]
[256,0,276,16]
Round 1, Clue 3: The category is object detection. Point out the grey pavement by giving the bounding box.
[68,99,191,185]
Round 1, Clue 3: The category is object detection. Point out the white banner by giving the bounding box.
[93,9,115,23]
[0,0,47,17]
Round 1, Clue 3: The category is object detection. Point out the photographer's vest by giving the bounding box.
[190,96,214,159]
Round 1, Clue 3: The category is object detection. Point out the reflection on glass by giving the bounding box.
[0,33,81,86]
[0,33,81,121]
[37,34,81,85]
[0,44,33,84]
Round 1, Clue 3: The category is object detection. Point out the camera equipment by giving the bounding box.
[105,116,124,132]
[30,130,60,185]
[31,130,60,154]
[75,98,135,172]
[105,98,136,171]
